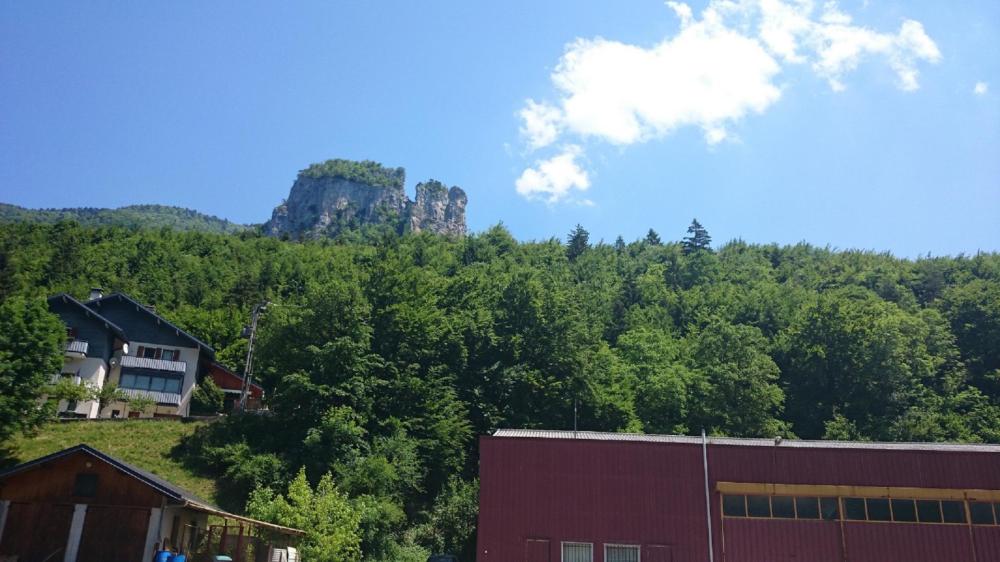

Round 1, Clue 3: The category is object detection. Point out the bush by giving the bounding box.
[191,378,225,414]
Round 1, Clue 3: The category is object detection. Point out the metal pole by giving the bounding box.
[702,428,715,562]
[573,397,578,434]
[238,303,265,412]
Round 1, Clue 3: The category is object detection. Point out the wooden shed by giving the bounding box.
[0,444,303,562]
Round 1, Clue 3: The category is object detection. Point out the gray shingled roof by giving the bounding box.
[47,293,128,341]
[85,292,215,356]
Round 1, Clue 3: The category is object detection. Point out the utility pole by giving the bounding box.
[238,302,268,412]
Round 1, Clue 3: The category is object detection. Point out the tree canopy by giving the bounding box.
[2,219,999,559]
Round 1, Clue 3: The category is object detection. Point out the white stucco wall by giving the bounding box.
[57,357,107,419]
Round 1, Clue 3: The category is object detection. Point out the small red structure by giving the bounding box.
[207,362,264,412]
[477,429,1000,562]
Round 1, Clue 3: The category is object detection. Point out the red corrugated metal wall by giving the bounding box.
[477,436,1000,562]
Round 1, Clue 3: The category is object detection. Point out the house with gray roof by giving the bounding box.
[48,288,219,418]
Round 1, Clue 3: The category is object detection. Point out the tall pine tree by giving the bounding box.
[682,219,712,254]
[566,224,590,261]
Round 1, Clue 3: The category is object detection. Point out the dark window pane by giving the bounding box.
[844,498,867,520]
[995,504,1000,524]
[73,473,98,497]
[165,378,182,393]
[821,497,840,520]
[970,503,995,525]
[866,498,891,521]
[772,496,795,518]
[723,495,747,517]
[891,499,917,522]
[942,501,966,523]
[917,500,942,523]
[747,495,771,517]
[796,497,820,519]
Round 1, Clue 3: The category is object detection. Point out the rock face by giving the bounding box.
[409,180,468,236]
[263,159,467,238]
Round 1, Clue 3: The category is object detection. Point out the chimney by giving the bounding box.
[89,287,104,301]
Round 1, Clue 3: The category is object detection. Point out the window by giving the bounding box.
[138,346,157,359]
[120,372,182,394]
[73,473,98,497]
[820,497,840,520]
[795,497,820,519]
[562,542,592,562]
[970,502,996,525]
[917,500,943,523]
[866,498,891,521]
[161,349,179,361]
[844,498,867,520]
[723,494,747,517]
[747,495,770,517]
[941,501,966,523]
[891,499,917,522]
[772,496,795,519]
[605,545,639,562]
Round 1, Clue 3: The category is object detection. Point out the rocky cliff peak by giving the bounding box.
[263,159,467,239]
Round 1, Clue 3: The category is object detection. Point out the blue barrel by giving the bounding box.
[154,551,171,562]
[168,554,187,562]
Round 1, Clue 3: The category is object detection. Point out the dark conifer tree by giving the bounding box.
[614,236,626,254]
[566,224,590,262]
[644,229,662,246]
[682,218,712,254]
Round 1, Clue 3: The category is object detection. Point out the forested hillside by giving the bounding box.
[2,220,999,560]
[0,203,250,233]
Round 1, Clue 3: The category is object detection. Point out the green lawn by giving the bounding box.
[3,419,218,505]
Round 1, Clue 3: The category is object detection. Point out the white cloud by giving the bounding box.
[974,82,988,95]
[519,100,563,149]
[514,0,941,203]
[515,145,590,204]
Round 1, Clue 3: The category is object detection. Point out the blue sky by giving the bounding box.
[1,1,997,256]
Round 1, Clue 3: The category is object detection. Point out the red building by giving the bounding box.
[477,429,1000,562]
[207,362,265,412]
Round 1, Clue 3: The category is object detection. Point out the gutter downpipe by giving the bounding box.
[703,428,715,562]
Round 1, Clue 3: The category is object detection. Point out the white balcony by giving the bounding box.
[64,340,88,357]
[119,354,187,373]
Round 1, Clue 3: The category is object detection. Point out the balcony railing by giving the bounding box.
[64,340,89,356]
[119,354,188,373]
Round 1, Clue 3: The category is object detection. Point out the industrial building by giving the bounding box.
[477,429,1000,562]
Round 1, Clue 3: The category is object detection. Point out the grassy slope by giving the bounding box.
[3,419,218,504]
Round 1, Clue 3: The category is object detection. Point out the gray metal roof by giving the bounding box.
[492,429,1000,453]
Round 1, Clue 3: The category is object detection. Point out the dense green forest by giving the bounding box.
[0,203,250,233]
[1,220,999,560]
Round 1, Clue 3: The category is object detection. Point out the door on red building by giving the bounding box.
[645,544,673,562]
[525,538,551,562]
